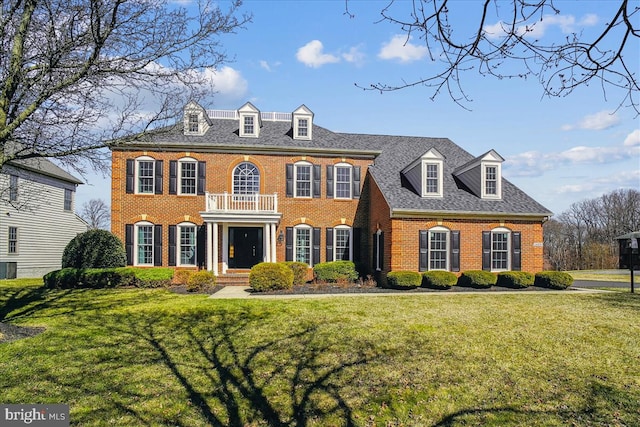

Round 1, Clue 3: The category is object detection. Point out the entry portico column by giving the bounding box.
[264,223,271,262]
[270,223,277,263]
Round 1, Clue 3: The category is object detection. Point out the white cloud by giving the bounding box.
[259,60,271,72]
[378,34,428,63]
[561,110,620,131]
[342,46,366,66]
[556,170,640,194]
[296,40,340,68]
[203,66,248,99]
[259,60,281,72]
[485,13,599,40]
[624,129,640,147]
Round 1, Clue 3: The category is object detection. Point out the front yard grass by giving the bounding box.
[1,280,639,426]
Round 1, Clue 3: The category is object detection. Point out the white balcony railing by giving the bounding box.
[205,192,278,213]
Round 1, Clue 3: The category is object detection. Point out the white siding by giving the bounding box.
[1,169,88,278]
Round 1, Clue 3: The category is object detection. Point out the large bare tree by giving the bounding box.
[80,198,110,230]
[357,1,639,112]
[0,0,250,176]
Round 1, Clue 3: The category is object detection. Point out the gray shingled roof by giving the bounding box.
[8,157,83,184]
[123,118,552,217]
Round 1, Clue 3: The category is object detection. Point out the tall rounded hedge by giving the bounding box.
[250,262,294,291]
[62,229,126,269]
[387,271,421,289]
[535,271,574,289]
[422,271,458,289]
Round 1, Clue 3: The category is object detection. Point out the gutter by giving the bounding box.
[390,208,552,222]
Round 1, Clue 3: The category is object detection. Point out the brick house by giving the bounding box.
[110,101,552,284]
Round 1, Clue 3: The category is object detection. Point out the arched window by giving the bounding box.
[490,227,511,271]
[135,221,154,266]
[233,162,260,194]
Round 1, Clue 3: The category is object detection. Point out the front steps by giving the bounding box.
[217,271,250,286]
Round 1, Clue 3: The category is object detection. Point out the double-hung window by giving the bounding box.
[485,166,497,196]
[334,226,351,261]
[243,116,254,135]
[179,224,196,266]
[429,230,448,270]
[295,162,311,198]
[136,223,154,266]
[8,227,18,254]
[491,230,510,270]
[180,160,197,195]
[335,164,352,199]
[137,158,154,194]
[64,189,73,211]
[188,114,199,133]
[294,226,312,265]
[297,118,308,138]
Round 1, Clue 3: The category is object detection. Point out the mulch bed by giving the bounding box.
[168,284,225,295]
[0,322,46,344]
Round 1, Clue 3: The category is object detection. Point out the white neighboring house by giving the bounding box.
[0,158,88,279]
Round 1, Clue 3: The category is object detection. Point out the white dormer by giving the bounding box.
[183,101,210,136]
[238,102,261,138]
[453,149,504,200]
[401,147,445,198]
[292,105,314,140]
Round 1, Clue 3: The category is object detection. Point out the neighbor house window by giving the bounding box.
[233,162,260,195]
[178,224,196,266]
[8,227,18,254]
[297,118,308,138]
[64,189,73,211]
[179,159,197,195]
[492,229,510,271]
[9,175,18,202]
[188,114,199,133]
[334,226,352,261]
[135,222,154,266]
[136,158,155,194]
[294,225,312,265]
[335,164,352,199]
[294,162,311,198]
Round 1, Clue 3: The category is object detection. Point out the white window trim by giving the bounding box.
[481,162,502,199]
[63,188,73,211]
[177,222,197,267]
[491,227,511,272]
[134,221,154,266]
[294,117,312,140]
[422,160,444,198]
[8,226,18,255]
[428,226,450,271]
[334,163,352,200]
[294,225,313,266]
[239,113,259,137]
[178,158,197,196]
[334,225,352,261]
[135,156,155,195]
[187,113,199,133]
[294,161,312,198]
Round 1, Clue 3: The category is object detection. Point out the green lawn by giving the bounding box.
[1,280,639,426]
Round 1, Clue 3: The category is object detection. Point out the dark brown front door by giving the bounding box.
[228,227,263,268]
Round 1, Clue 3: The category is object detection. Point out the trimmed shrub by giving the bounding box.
[249,262,294,291]
[535,271,574,289]
[44,267,173,289]
[497,271,535,289]
[62,229,126,269]
[186,270,216,292]
[313,261,358,283]
[422,271,458,289]
[458,270,497,288]
[283,261,309,286]
[387,271,422,289]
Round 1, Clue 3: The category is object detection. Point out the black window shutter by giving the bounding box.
[353,228,361,263]
[153,224,163,266]
[154,160,163,194]
[126,160,134,194]
[326,165,334,198]
[125,224,134,265]
[372,233,378,270]
[168,225,177,266]
[482,231,492,271]
[419,230,428,271]
[450,230,460,272]
[197,225,207,269]
[352,166,361,199]
[169,161,177,195]
[285,227,293,261]
[313,228,321,266]
[313,165,321,198]
[325,228,334,262]
[197,161,206,195]
[512,231,522,271]
[286,164,293,197]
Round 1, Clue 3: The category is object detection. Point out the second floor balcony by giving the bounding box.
[205,192,278,213]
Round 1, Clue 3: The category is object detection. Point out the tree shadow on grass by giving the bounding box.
[113,309,374,426]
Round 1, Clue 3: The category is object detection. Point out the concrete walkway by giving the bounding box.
[210,285,613,299]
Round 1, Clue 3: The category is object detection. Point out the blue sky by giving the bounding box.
[76,0,640,216]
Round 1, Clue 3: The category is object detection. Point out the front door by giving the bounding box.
[228,227,263,268]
